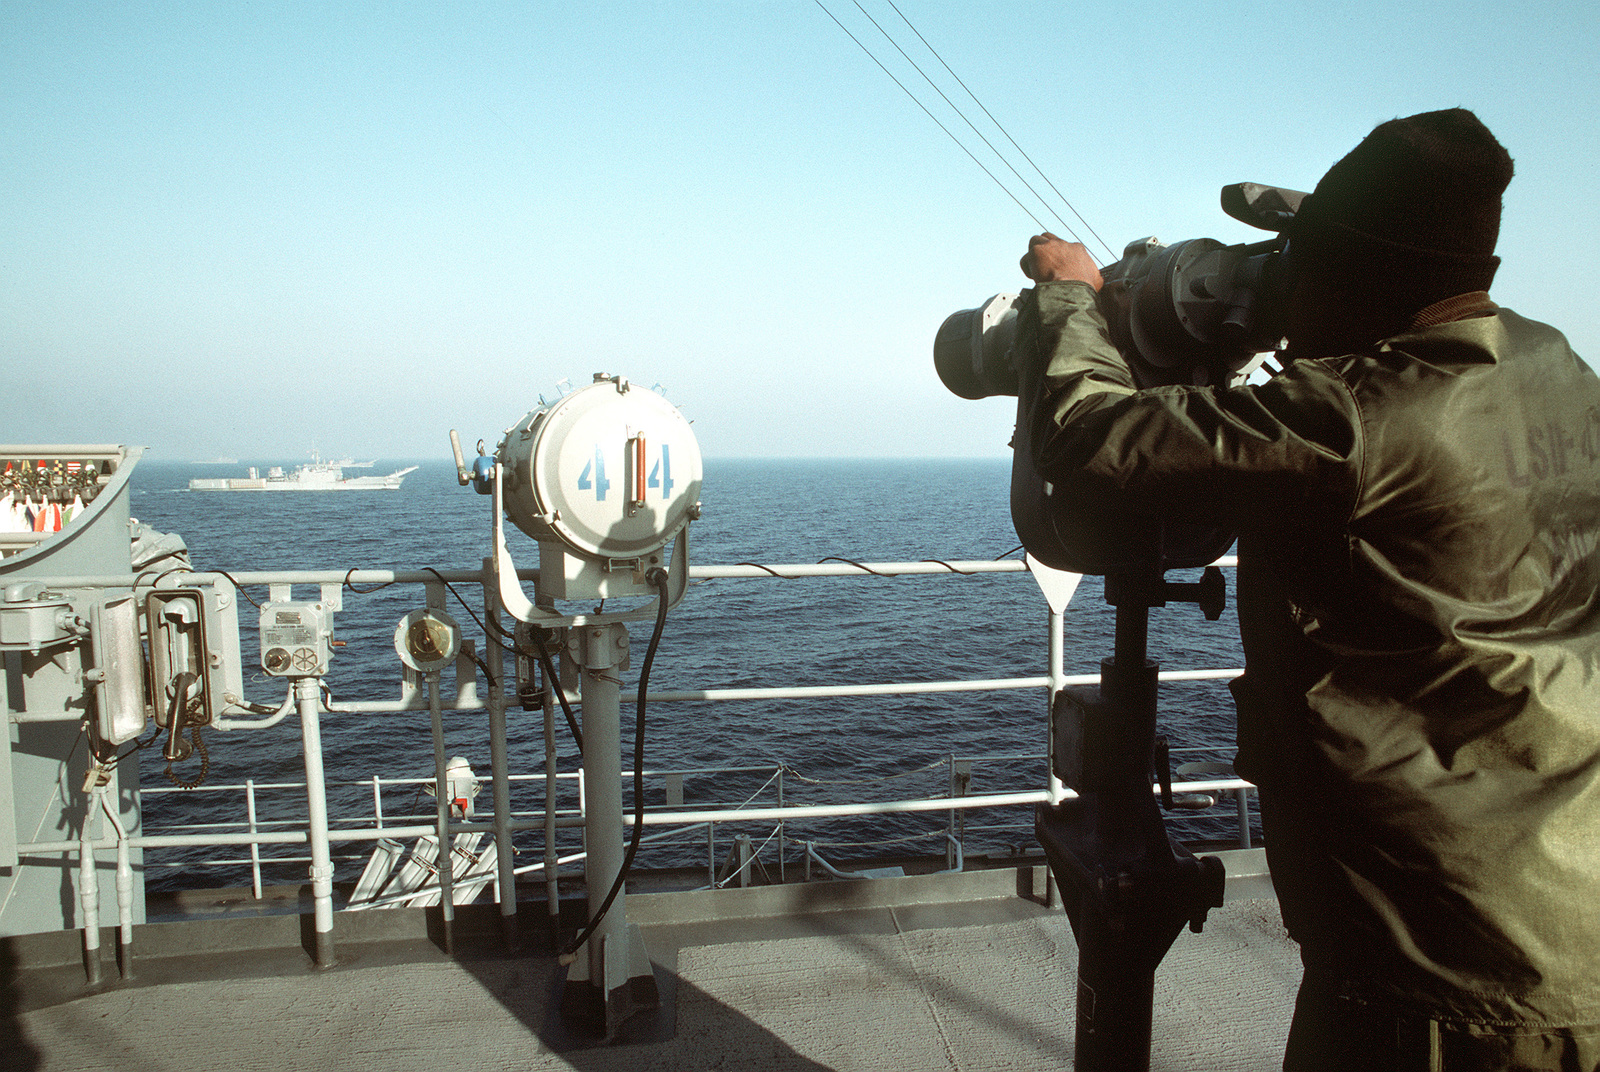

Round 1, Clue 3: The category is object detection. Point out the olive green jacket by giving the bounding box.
[1015,280,1600,1026]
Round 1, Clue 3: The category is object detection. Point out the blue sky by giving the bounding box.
[4,1,1596,460]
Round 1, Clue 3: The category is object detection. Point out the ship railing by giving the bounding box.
[124,744,1251,901]
[15,556,1253,923]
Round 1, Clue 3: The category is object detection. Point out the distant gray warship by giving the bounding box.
[188,455,417,491]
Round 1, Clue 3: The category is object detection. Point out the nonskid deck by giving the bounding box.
[7,855,1296,1072]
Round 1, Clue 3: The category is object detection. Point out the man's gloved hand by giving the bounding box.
[1020,233,1103,291]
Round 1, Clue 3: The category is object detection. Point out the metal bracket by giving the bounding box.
[491,463,688,628]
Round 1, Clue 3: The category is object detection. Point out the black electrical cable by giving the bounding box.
[112,723,165,766]
[210,570,262,609]
[164,725,209,789]
[558,567,670,963]
[734,561,790,578]
[155,672,209,788]
[418,566,584,753]
[64,721,86,767]
[529,632,584,755]
[920,558,978,575]
[421,565,526,665]
[818,555,891,577]
[133,565,191,589]
[419,567,506,650]
[342,567,397,595]
[470,653,499,691]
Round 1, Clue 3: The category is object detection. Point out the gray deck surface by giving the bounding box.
[7,858,1300,1071]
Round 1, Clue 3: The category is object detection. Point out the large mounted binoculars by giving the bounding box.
[935,183,1305,398]
[936,184,1306,575]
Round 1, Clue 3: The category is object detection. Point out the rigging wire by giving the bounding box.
[813,0,1048,231]
[816,0,1117,261]
[847,0,1098,254]
[881,0,1118,262]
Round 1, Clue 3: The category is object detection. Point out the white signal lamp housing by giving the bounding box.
[488,374,702,625]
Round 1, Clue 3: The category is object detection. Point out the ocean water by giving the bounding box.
[126,458,1251,888]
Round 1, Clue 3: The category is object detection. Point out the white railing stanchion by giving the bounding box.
[542,679,562,940]
[1237,787,1253,849]
[1047,604,1069,806]
[246,779,263,899]
[297,676,337,967]
[483,572,518,940]
[426,671,456,950]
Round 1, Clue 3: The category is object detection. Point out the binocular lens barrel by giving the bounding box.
[933,293,1024,399]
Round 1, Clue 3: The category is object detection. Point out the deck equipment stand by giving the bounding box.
[452,373,702,1040]
[1036,561,1228,1072]
[394,607,466,951]
[259,596,341,966]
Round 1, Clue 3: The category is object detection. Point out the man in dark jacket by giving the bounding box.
[1014,109,1600,1070]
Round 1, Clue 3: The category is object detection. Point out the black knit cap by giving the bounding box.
[1288,108,1514,303]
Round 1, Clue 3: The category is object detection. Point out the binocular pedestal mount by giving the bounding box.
[1036,565,1228,1072]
